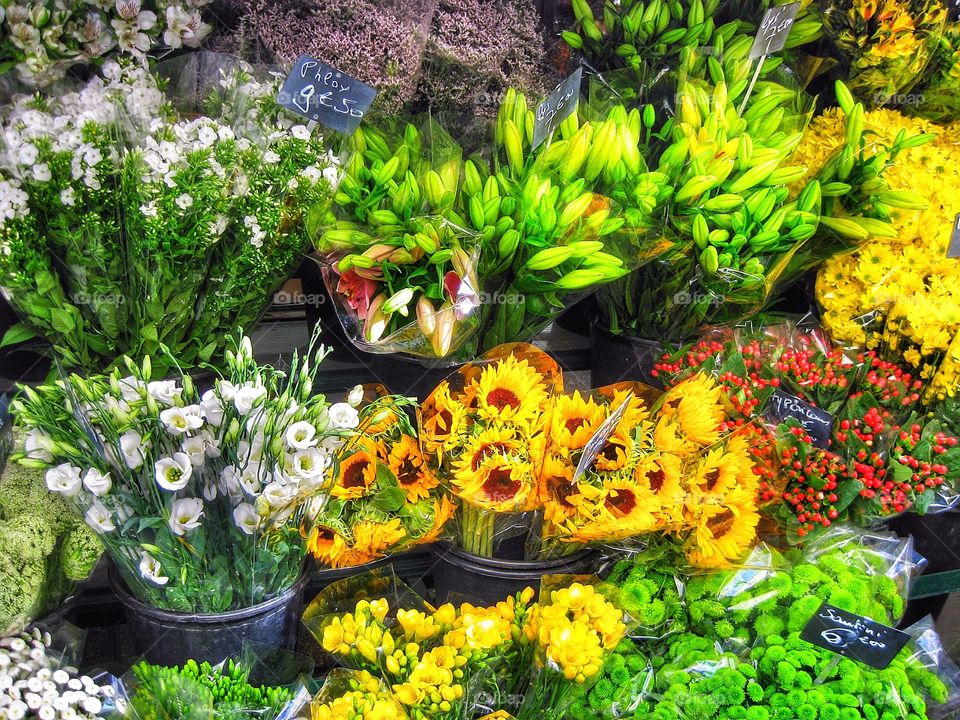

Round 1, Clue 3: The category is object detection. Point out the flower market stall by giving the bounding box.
[4,1,960,718]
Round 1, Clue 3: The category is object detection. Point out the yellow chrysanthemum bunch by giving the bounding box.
[311,670,408,720]
[523,582,626,683]
[800,107,960,399]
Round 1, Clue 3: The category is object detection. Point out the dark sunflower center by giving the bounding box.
[548,475,576,507]
[704,468,721,492]
[648,466,665,492]
[437,409,453,432]
[486,388,520,410]
[471,442,509,470]
[343,458,370,488]
[397,458,419,486]
[605,489,637,516]
[316,527,335,542]
[565,416,588,434]
[709,510,736,538]
[600,440,623,462]
[482,467,521,501]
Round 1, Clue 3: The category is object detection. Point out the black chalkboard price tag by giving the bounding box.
[764,388,833,449]
[948,213,960,258]
[749,2,801,58]
[532,66,583,150]
[276,55,378,134]
[800,602,911,669]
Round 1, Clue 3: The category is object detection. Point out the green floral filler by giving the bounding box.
[578,536,950,720]
[129,659,292,720]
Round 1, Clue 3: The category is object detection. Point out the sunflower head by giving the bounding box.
[591,430,633,473]
[469,354,551,428]
[658,374,725,447]
[388,433,438,502]
[452,425,522,488]
[539,453,577,522]
[634,453,685,521]
[457,455,534,512]
[551,390,605,453]
[419,382,468,454]
[332,440,379,500]
[685,491,760,568]
[308,521,368,569]
[352,518,408,557]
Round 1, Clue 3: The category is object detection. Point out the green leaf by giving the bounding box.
[0,323,38,348]
[371,487,406,513]
[376,463,399,489]
[49,308,76,334]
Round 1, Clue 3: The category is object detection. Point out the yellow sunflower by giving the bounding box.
[360,404,400,436]
[353,518,408,557]
[332,440,379,500]
[469,355,549,428]
[634,453,685,517]
[659,375,724,447]
[539,453,577,523]
[653,417,693,457]
[608,388,651,432]
[550,391,605,453]
[420,383,468,455]
[452,426,522,489]
[456,455,534,512]
[598,480,656,537]
[388,434,438,502]
[308,523,376,568]
[685,491,759,569]
[591,430,633,473]
[688,445,744,499]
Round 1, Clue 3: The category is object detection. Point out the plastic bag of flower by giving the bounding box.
[417,343,563,559]
[306,389,456,569]
[310,668,409,720]
[303,569,540,720]
[314,114,485,360]
[817,0,946,106]
[512,576,632,720]
[11,331,348,614]
[908,21,960,122]
[118,645,314,720]
[0,59,340,374]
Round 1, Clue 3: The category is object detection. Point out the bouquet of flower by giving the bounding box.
[817,0,947,105]
[909,21,960,121]
[597,72,928,344]
[10,332,358,613]
[417,344,561,558]
[0,60,337,374]
[540,376,763,569]
[310,669,409,720]
[307,393,456,569]
[303,572,538,719]
[0,0,212,87]
[514,579,629,720]
[654,322,960,541]
[803,107,960,401]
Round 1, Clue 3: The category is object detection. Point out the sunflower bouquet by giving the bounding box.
[418,344,562,559]
[303,572,538,720]
[513,579,629,720]
[653,321,960,541]
[539,375,762,569]
[307,393,456,569]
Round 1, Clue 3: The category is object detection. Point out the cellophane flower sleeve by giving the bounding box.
[119,645,313,720]
[417,343,563,559]
[310,668,410,720]
[315,115,484,360]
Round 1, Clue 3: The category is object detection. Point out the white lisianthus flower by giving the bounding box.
[292,448,329,480]
[285,420,317,450]
[120,430,147,469]
[237,437,265,464]
[200,429,221,458]
[347,384,365,408]
[85,502,115,533]
[147,380,181,405]
[220,465,241,500]
[45,463,82,496]
[233,503,259,535]
[139,552,169,586]
[216,379,239,402]
[200,389,224,427]
[24,428,54,462]
[82,468,112,496]
[168,497,204,536]
[118,375,143,402]
[159,405,204,435]
[234,383,266,415]
[202,482,218,501]
[261,481,295,508]
[181,435,207,468]
[239,465,263,497]
[320,436,345,454]
[154,453,193,491]
[328,402,359,429]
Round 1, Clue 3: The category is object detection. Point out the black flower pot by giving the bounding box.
[431,543,597,606]
[109,566,308,666]
[590,323,670,389]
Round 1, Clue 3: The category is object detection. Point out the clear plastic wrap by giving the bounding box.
[417,343,563,559]
[310,668,409,720]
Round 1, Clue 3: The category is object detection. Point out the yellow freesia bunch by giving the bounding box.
[311,670,408,720]
[540,375,761,568]
[800,107,960,400]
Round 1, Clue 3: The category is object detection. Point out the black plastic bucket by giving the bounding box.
[431,543,597,606]
[110,567,308,666]
[590,324,668,389]
[368,354,457,401]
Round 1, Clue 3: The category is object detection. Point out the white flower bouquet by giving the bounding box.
[9,332,362,613]
[0,60,338,374]
[0,0,213,87]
